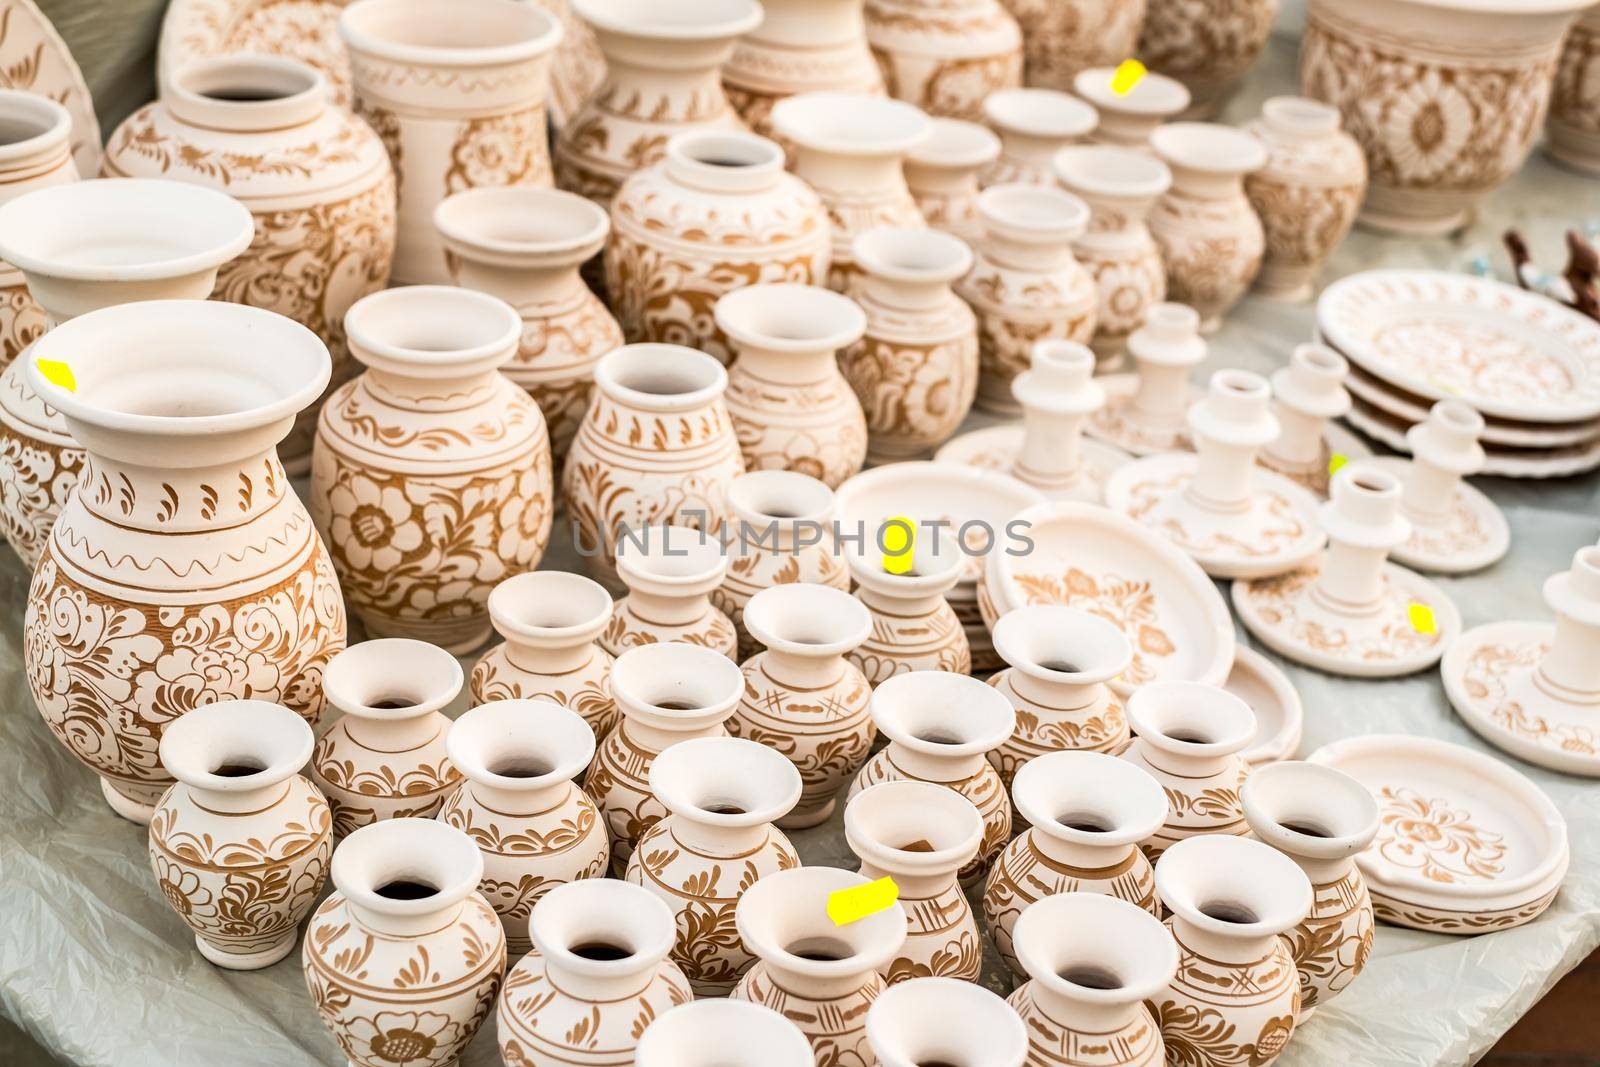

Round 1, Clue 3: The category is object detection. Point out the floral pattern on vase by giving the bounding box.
[1001,0,1148,91]
[0,91,76,370]
[865,0,1023,120]
[1139,0,1282,118]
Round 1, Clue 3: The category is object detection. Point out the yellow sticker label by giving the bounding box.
[1408,602,1437,635]
[828,876,899,926]
[36,359,76,392]
[1110,59,1148,96]
[881,517,915,576]
[1328,452,1349,477]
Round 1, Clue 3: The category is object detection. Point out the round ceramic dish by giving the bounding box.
[1308,734,1569,934]
[1083,372,1207,456]
[1345,398,1600,480]
[933,423,1132,501]
[1224,646,1303,766]
[1363,455,1510,575]
[1,0,100,175]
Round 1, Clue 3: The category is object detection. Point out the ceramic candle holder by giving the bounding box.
[864,0,1023,121]
[1085,302,1207,456]
[981,87,1097,186]
[0,91,76,369]
[903,119,1001,245]
[1074,65,1191,150]
[1259,343,1369,498]
[638,1000,816,1067]
[607,524,737,658]
[722,0,885,143]
[867,976,1028,1067]
[1140,0,1282,118]
[845,526,971,683]
[1004,0,1147,93]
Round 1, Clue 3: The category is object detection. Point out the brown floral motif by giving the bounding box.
[1238,566,1443,664]
[1369,886,1558,934]
[357,100,403,198]
[601,606,737,659]
[733,962,883,1067]
[1155,924,1300,1067]
[164,0,356,108]
[865,0,1022,120]
[1550,15,1600,158]
[1244,175,1364,280]
[880,879,982,985]
[585,724,671,875]
[444,107,550,192]
[1010,569,1177,686]
[1458,638,1600,758]
[1374,785,1507,884]
[1007,980,1163,1066]
[1121,470,1311,560]
[497,945,692,1064]
[958,261,1097,409]
[725,371,869,488]
[502,295,619,463]
[0,0,101,172]
[1285,867,1373,1012]
[1148,190,1264,327]
[0,279,46,369]
[838,307,979,458]
[0,422,82,568]
[314,725,462,838]
[105,113,365,183]
[988,672,1127,786]
[1139,0,1278,109]
[850,599,970,685]
[471,653,618,739]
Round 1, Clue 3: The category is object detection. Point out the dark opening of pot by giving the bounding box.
[1200,901,1259,924]
[369,696,418,710]
[200,87,292,102]
[571,941,634,962]
[1060,965,1123,990]
[895,838,937,853]
[787,937,854,962]
[1039,658,1081,673]
[701,802,748,816]
[916,729,963,746]
[375,879,439,901]
[212,759,267,777]
[1279,819,1333,839]
[492,756,554,779]
[1165,729,1212,744]
[656,699,704,712]
[1056,812,1113,833]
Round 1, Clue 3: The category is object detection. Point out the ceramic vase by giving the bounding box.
[723,0,886,142]
[22,297,343,823]
[586,641,745,873]
[845,526,971,683]
[1242,760,1378,1021]
[0,178,253,570]
[311,285,553,653]
[303,818,507,1067]
[1007,892,1178,1067]
[730,582,876,829]
[105,55,398,474]
[340,0,563,284]
[441,698,611,957]
[1151,835,1312,1067]
[563,343,745,585]
[988,605,1134,785]
[864,0,1024,121]
[717,283,869,487]
[638,1001,816,1067]
[984,751,1166,978]
[981,88,1097,186]
[555,0,763,207]
[1074,66,1191,150]
[606,524,737,658]
[1548,7,1600,175]
[471,570,619,738]
[627,735,803,995]
[150,700,332,969]
[435,186,622,464]
[867,977,1029,1067]
[606,130,833,365]
[846,779,985,984]
[732,866,909,1066]
[957,182,1097,414]
[772,91,931,291]
[903,118,1000,245]
[1140,0,1283,118]
[1243,97,1366,302]
[848,670,1016,883]
[840,227,978,461]
[537,0,608,130]
[1001,0,1148,91]
[1149,122,1267,333]
[0,91,76,369]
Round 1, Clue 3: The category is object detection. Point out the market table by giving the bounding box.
[4,33,1600,1067]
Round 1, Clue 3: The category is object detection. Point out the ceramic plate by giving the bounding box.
[932,423,1132,500]
[1309,734,1569,934]
[0,0,101,175]
[1225,646,1303,766]
[1318,270,1600,423]
[1364,456,1509,575]
[1345,397,1600,479]
[160,0,356,106]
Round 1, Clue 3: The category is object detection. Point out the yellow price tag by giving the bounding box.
[1408,602,1437,635]
[827,876,899,926]
[881,517,915,576]
[1110,59,1148,96]
[1328,452,1349,477]
[36,359,76,392]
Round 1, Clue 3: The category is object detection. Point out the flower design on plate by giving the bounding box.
[1375,785,1507,883]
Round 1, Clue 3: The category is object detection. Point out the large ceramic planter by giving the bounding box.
[723,0,885,141]
[0,91,77,370]
[105,55,397,474]
[1001,0,1148,91]
[23,299,344,823]
[1141,0,1282,118]
[865,0,1024,120]
[340,0,563,283]
[1548,7,1600,175]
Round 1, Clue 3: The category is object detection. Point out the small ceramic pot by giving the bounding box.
[312,285,552,653]
[340,0,563,284]
[865,0,1024,120]
[498,879,693,1066]
[988,605,1134,784]
[1548,7,1600,175]
[772,91,931,291]
[1119,680,1256,859]
[839,227,979,462]
[718,283,869,487]
[1151,835,1313,1067]
[732,866,908,1066]
[723,0,886,142]
[1074,65,1191,150]
[638,1000,816,1067]
[606,130,833,365]
[311,638,463,837]
[1002,0,1148,92]
[1007,892,1179,1067]
[586,642,745,873]
[435,186,621,464]
[981,88,1097,186]
[730,582,876,829]
[0,91,76,368]
[150,700,332,969]
[563,343,745,585]
[849,670,1016,883]
[441,698,610,956]
[472,570,619,737]
[867,977,1028,1067]
[607,523,736,657]
[1149,122,1267,333]
[1242,760,1379,1022]
[845,780,985,984]
[957,183,1098,414]
[303,818,507,1067]
[984,751,1166,978]
[627,736,803,995]
[1140,0,1282,118]
[903,118,1001,245]
[845,525,971,683]
[1244,97,1366,302]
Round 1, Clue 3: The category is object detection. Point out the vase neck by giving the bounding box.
[1009,672,1098,712]
[668,812,773,855]
[750,0,864,46]
[624,589,713,627]
[1282,849,1355,888]
[1132,361,1190,420]
[342,709,449,753]
[188,779,294,815]
[762,960,873,1001]
[595,43,732,123]
[1137,741,1229,781]
[1171,166,1245,200]
[75,445,289,533]
[466,777,572,818]
[622,716,723,755]
[1270,406,1324,466]
[733,345,839,386]
[763,647,846,689]
[448,255,586,318]
[855,584,942,617]
[886,741,982,783]
[982,231,1074,272]
[796,151,906,205]
[1028,979,1143,1035]
[363,365,501,410]
[859,274,949,313]
[350,896,466,939]
[505,635,595,675]
[857,857,955,900]
[1032,829,1135,872]
[1170,914,1276,966]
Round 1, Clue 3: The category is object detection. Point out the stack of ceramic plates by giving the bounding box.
[1316,270,1600,478]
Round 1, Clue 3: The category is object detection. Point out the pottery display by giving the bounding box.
[867,977,1028,1067]
[312,638,462,836]
[303,818,507,1067]
[340,0,563,284]
[957,183,1097,414]
[1226,646,1305,767]
[1150,834,1311,1067]
[1243,96,1365,302]
[150,700,332,969]
[606,524,737,658]
[626,736,801,995]
[311,285,552,653]
[1233,465,1462,678]
[1242,760,1378,1021]
[902,119,1001,245]
[717,283,869,487]
[0,91,76,369]
[1084,302,1208,457]
[23,298,344,823]
[471,570,619,737]
[839,227,979,462]
[1003,0,1148,92]
[845,526,971,683]
[1148,122,1267,332]
[638,1000,816,1067]
[983,752,1166,978]
[1344,397,1600,480]
[435,186,621,464]
[105,55,397,473]
[1547,6,1600,175]
[1074,65,1191,150]
[497,878,692,1066]
[605,130,833,365]
[1301,0,1591,235]
[845,779,985,983]
[981,88,1097,186]
[1008,892,1178,1067]
[730,582,875,829]
[0,0,99,176]
[722,0,886,142]
[1259,343,1371,497]
[440,698,610,956]
[864,0,1023,121]
[1140,0,1282,118]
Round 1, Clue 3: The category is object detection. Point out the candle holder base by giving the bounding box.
[1364,456,1510,574]
[934,424,1132,503]
[1083,373,1206,456]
